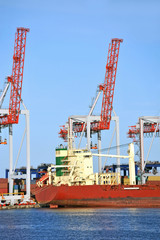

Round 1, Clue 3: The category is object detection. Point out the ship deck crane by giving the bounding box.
[0,28,30,205]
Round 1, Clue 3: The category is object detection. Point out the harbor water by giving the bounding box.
[0,208,160,240]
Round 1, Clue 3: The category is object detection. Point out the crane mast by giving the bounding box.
[100,38,123,130]
[0,28,30,205]
[59,38,123,140]
[0,27,29,125]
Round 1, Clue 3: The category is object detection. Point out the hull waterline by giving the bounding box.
[35,184,160,208]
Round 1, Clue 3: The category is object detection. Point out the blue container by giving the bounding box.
[14,185,18,190]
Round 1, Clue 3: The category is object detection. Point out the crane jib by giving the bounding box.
[0,28,29,126]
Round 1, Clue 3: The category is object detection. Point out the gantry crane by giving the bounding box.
[128,116,160,183]
[128,122,160,140]
[59,39,123,137]
[0,28,30,205]
[0,27,29,125]
[59,38,123,174]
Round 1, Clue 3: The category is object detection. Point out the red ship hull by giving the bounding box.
[35,184,160,208]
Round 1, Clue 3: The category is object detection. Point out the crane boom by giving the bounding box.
[100,38,123,130]
[59,38,123,140]
[128,123,160,139]
[0,27,29,125]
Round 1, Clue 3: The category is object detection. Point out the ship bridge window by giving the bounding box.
[74,151,81,153]
[84,155,90,158]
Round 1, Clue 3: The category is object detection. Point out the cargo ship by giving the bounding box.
[34,144,160,208]
[34,38,160,208]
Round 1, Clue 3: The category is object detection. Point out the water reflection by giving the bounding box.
[0,208,159,240]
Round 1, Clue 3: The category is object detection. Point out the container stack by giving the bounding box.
[147,176,160,185]
[123,176,130,185]
[0,178,8,193]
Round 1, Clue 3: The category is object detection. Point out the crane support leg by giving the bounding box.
[112,115,121,184]
[116,117,120,183]
[140,118,145,184]
[9,124,13,197]
[87,116,91,150]
[26,110,30,199]
[98,131,102,173]
[5,110,31,204]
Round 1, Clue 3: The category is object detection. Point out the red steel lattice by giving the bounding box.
[0,27,29,125]
[59,38,123,140]
[128,123,160,140]
[100,38,123,130]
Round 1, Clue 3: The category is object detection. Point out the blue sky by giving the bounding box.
[0,0,160,176]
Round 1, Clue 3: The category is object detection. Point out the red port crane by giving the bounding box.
[99,38,123,130]
[0,28,31,203]
[59,38,123,141]
[128,122,160,141]
[127,117,160,181]
[0,27,29,125]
